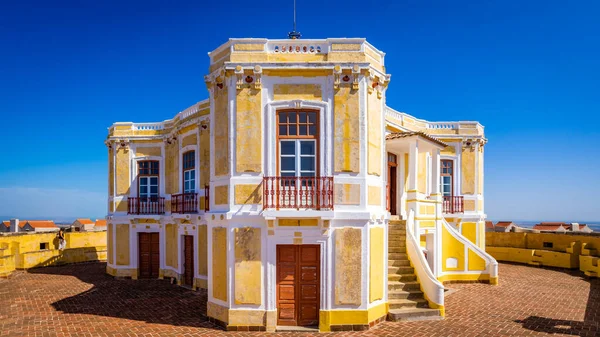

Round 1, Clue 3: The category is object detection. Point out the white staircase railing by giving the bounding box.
[441,218,498,279]
[405,209,445,307]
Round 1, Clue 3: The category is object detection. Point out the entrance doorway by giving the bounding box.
[387,153,398,215]
[276,245,320,327]
[183,235,194,287]
[138,232,160,278]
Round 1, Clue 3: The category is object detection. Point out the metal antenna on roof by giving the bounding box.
[288,0,301,39]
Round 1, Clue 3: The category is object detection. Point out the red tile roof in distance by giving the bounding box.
[485,221,495,229]
[23,220,58,229]
[75,218,94,225]
[495,221,515,227]
[94,219,107,227]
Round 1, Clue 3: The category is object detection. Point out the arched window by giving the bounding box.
[182,150,196,194]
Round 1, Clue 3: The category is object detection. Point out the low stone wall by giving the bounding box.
[0,231,107,277]
[486,232,600,276]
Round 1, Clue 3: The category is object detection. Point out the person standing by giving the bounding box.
[57,229,66,250]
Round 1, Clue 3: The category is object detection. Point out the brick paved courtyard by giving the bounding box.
[0,262,598,337]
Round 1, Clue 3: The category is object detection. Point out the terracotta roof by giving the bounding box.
[75,218,94,225]
[22,220,58,229]
[495,221,515,228]
[386,132,448,147]
[2,221,9,228]
[94,219,107,228]
[533,223,570,231]
[485,221,495,229]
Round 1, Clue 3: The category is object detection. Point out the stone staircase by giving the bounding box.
[387,219,442,322]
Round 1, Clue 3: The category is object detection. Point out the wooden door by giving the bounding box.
[183,235,194,287]
[276,245,320,327]
[139,232,160,279]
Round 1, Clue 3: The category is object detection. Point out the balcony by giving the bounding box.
[443,196,464,214]
[263,176,333,210]
[171,193,198,214]
[128,197,166,215]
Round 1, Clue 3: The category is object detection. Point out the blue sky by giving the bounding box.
[0,0,598,221]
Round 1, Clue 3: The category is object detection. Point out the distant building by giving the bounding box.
[572,223,594,233]
[71,218,94,232]
[533,222,570,233]
[494,221,516,232]
[1,219,59,233]
[485,221,495,232]
[93,219,107,231]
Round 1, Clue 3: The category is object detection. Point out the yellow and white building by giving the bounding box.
[105,37,497,332]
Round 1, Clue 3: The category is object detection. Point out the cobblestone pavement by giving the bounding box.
[0,262,598,337]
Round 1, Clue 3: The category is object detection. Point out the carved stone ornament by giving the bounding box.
[333,65,342,89]
[253,65,262,90]
[235,65,244,90]
[352,64,360,90]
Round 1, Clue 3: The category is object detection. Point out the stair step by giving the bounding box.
[387,308,442,322]
[388,251,407,259]
[388,258,408,266]
[388,272,416,282]
[584,271,598,277]
[388,281,421,291]
[389,229,406,235]
[388,261,411,269]
[389,247,407,253]
[388,239,407,247]
[387,266,414,275]
[388,289,423,300]
[389,298,429,309]
[388,273,418,282]
[388,220,406,225]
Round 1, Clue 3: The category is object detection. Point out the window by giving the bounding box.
[40,242,49,250]
[440,160,453,197]
[182,151,195,194]
[138,161,159,199]
[278,110,318,178]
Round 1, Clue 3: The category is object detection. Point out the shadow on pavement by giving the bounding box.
[27,262,219,330]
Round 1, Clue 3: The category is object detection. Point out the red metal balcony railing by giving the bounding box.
[263,176,334,210]
[204,185,209,212]
[128,197,165,215]
[443,196,464,214]
[171,193,198,214]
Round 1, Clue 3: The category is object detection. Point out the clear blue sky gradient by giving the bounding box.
[1,0,598,221]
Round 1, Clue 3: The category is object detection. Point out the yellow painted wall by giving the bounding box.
[181,134,197,148]
[165,224,178,269]
[236,87,262,173]
[334,86,360,173]
[461,148,475,195]
[334,227,362,305]
[369,227,384,303]
[214,84,229,176]
[417,152,427,194]
[334,184,360,205]
[478,148,484,195]
[115,200,128,212]
[165,142,179,195]
[116,224,130,265]
[441,225,464,272]
[368,186,381,206]
[214,185,228,205]
[367,91,381,176]
[115,148,130,195]
[108,149,114,196]
[198,225,207,276]
[136,146,161,157]
[107,223,113,264]
[234,227,261,305]
[212,227,228,301]
[234,184,262,204]
[278,219,318,226]
[272,84,322,101]
[461,222,477,245]
[467,248,486,271]
[200,130,210,187]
